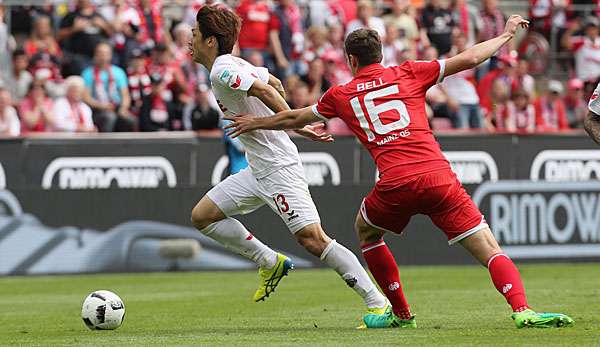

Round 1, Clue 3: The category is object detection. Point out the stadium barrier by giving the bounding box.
[0,132,598,275]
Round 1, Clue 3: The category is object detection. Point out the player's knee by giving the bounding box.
[190,204,218,231]
[295,225,330,256]
[354,214,382,244]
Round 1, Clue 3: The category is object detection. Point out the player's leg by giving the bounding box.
[190,169,278,269]
[428,172,573,328]
[293,222,387,311]
[355,212,411,319]
[259,165,387,312]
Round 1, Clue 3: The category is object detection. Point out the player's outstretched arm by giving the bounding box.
[444,15,529,77]
[223,106,330,141]
[584,112,600,144]
[267,73,286,99]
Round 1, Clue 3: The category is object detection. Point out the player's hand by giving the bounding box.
[504,15,529,37]
[223,114,258,138]
[294,123,334,143]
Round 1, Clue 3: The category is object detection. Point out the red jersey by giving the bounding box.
[313,61,450,185]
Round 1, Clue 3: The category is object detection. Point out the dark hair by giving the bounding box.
[13,48,26,59]
[344,28,383,67]
[196,5,241,56]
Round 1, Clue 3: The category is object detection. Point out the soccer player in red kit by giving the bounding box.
[225,15,574,329]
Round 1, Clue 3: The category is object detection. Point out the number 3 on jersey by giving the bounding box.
[350,85,410,142]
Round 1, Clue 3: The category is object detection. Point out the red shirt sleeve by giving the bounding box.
[312,87,338,121]
[570,36,585,52]
[408,60,445,92]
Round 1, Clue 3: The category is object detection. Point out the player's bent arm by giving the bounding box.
[584,111,600,145]
[224,106,321,138]
[247,79,290,113]
[444,15,529,77]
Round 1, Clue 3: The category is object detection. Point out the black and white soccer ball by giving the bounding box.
[81,290,125,330]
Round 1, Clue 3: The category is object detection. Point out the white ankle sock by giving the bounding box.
[320,240,387,309]
[200,218,278,268]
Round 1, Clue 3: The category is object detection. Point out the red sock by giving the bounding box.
[487,253,529,312]
[361,240,411,319]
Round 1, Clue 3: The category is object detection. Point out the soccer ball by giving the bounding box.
[81,290,125,330]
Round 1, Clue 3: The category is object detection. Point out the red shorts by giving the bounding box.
[361,169,487,245]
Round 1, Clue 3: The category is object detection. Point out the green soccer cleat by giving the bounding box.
[361,306,417,329]
[512,309,574,328]
[356,303,391,329]
[253,253,294,302]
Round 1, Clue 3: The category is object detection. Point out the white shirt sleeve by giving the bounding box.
[212,63,259,93]
[589,82,600,115]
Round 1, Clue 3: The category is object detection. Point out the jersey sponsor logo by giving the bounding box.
[472,181,600,259]
[0,163,5,189]
[444,151,499,184]
[210,153,341,186]
[230,75,242,89]
[530,150,600,182]
[41,157,177,190]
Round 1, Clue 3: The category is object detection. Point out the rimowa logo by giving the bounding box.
[42,157,177,190]
[211,152,341,186]
[530,150,600,182]
[472,181,600,259]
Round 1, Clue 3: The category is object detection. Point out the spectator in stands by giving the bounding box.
[300,58,331,104]
[424,47,457,127]
[383,0,420,60]
[183,84,220,131]
[382,23,407,67]
[516,57,536,97]
[443,34,482,129]
[498,88,536,132]
[450,0,482,48]
[139,72,173,131]
[99,0,142,68]
[59,0,113,75]
[421,0,455,56]
[29,50,64,99]
[478,53,519,114]
[148,43,189,123]
[18,79,54,133]
[136,0,163,51]
[529,0,569,39]
[4,49,33,102]
[346,0,386,40]
[289,81,311,109]
[534,80,569,131]
[484,78,511,131]
[479,0,512,75]
[236,0,272,64]
[303,26,332,62]
[270,0,306,78]
[0,89,20,137]
[562,16,600,99]
[323,23,353,85]
[82,42,133,132]
[51,76,95,132]
[24,15,61,58]
[563,78,588,128]
[126,48,152,117]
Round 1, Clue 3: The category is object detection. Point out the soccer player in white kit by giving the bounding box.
[189,5,389,325]
[585,82,600,144]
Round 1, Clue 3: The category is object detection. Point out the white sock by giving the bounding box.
[200,218,278,268]
[320,240,387,309]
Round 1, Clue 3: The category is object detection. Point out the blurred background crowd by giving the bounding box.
[0,0,598,137]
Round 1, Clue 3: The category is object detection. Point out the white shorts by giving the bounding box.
[206,165,321,233]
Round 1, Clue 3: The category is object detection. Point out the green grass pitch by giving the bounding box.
[1,263,598,346]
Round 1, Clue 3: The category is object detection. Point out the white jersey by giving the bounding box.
[210,54,300,179]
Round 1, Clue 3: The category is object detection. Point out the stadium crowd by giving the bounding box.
[0,0,598,136]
